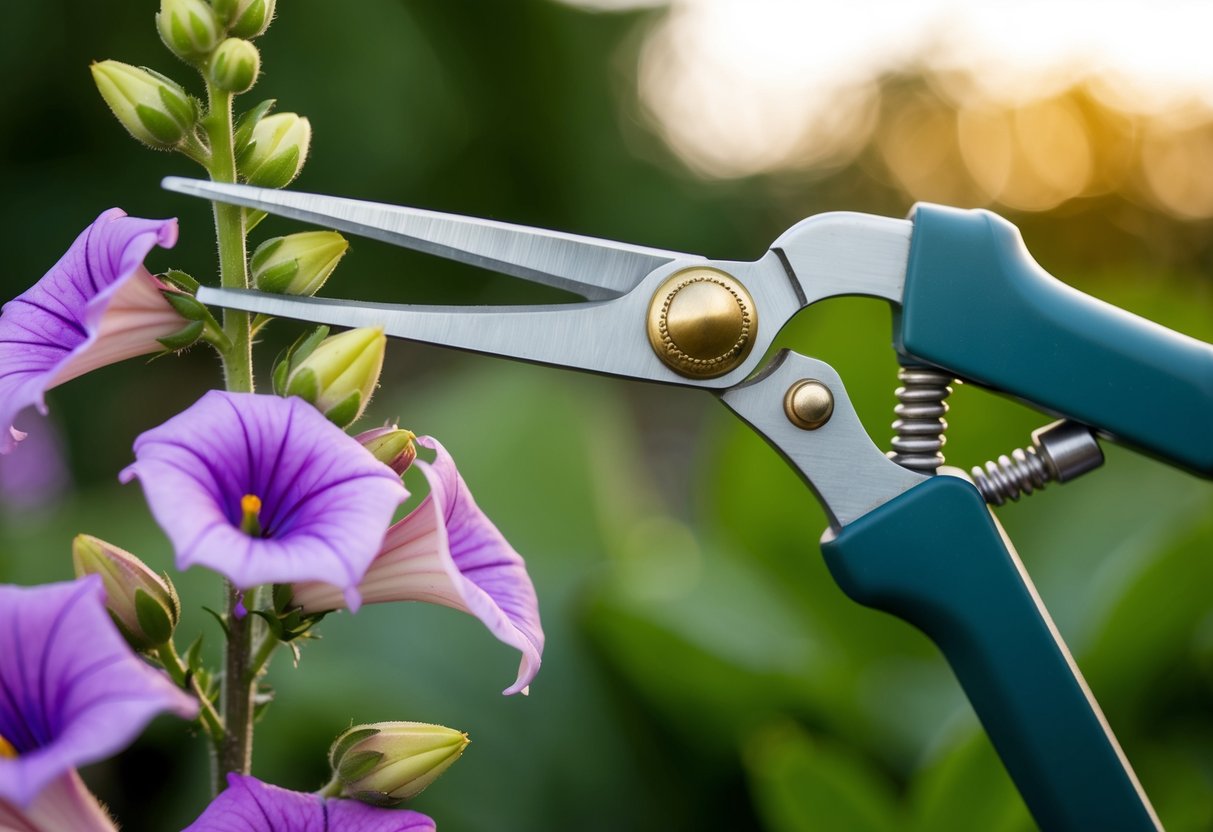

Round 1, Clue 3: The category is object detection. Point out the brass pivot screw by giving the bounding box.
[646,267,756,379]
[784,379,833,430]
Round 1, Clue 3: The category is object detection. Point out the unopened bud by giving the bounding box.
[238,112,310,188]
[355,425,417,475]
[209,38,260,93]
[329,722,469,805]
[285,327,386,428]
[156,0,222,61]
[91,61,198,150]
[72,534,180,651]
[251,231,348,297]
[214,0,276,38]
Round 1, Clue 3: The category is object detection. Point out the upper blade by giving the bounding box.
[162,177,699,301]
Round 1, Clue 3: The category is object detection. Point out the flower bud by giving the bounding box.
[72,534,180,651]
[355,425,417,475]
[329,722,469,805]
[285,327,386,428]
[208,38,260,93]
[91,61,198,149]
[238,112,310,188]
[214,0,276,38]
[156,0,222,60]
[251,231,348,297]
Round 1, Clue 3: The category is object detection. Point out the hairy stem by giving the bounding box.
[206,82,258,789]
[155,641,225,744]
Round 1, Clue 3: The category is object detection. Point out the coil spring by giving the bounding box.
[888,367,953,473]
[971,447,1050,506]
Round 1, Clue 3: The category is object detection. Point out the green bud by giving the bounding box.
[329,722,469,805]
[214,0,276,38]
[238,112,310,188]
[72,534,180,651]
[284,327,386,428]
[354,425,417,475]
[208,38,260,93]
[156,0,222,60]
[251,231,348,296]
[91,61,198,149]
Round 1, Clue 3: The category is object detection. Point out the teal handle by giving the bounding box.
[899,203,1213,477]
[821,476,1159,832]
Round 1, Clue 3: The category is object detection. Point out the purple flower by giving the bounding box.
[0,577,198,807]
[183,774,435,832]
[0,770,118,831]
[292,436,544,695]
[119,391,408,609]
[0,209,180,454]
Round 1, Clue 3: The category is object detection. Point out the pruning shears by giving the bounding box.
[165,175,1213,831]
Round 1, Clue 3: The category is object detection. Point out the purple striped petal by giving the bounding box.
[183,774,436,832]
[119,392,408,606]
[0,209,179,454]
[0,577,198,807]
[293,436,544,695]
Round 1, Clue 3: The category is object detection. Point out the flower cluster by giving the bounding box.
[0,0,545,828]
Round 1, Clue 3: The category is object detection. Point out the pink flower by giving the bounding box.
[292,436,544,695]
[0,209,180,453]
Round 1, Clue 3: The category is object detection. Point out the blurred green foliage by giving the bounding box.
[1,1,1212,830]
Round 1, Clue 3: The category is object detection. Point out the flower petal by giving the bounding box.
[0,577,198,807]
[120,391,408,601]
[293,436,544,695]
[182,774,436,832]
[0,209,178,453]
[0,770,118,831]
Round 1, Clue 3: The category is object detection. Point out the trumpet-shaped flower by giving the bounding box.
[0,577,198,808]
[183,774,435,832]
[0,209,180,454]
[120,391,408,608]
[292,436,544,695]
[0,771,118,832]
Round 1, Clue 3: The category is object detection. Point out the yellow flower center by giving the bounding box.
[240,493,263,537]
[0,734,16,759]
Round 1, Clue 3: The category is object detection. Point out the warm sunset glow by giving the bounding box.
[563,0,1213,215]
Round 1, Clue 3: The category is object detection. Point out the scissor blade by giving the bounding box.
[164,177,700,301]
[196,286,692,384]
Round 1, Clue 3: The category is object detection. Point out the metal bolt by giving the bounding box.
[784,379,833,430]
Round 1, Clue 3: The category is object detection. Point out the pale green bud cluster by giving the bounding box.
[213,0,276,39]
[72,534,181,651]
[156,0,222,61]
[91,61,198,150]
[209,38,260,93]
[328,722,469,805]
[273,326,386,429]
[238,112,311,188]
[251,231,348,297]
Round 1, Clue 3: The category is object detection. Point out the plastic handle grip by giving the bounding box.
[820,476,1160,832]
[899,203,1213,477]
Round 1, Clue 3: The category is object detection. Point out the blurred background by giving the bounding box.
[2,0,1212,829]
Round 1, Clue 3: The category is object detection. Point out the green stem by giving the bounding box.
[205,82,258,788]
[205,84,254,395]
[156,641,225,744]
[317,773,344,799]
[249,632,280,679]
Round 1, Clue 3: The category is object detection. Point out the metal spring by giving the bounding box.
[888,367,953,473]
[971,447,1050,506]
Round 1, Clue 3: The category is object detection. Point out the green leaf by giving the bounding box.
[162,290,208,321]
[157,319,204,351]
[201,605,230,639]
[323,390,361,429]
[285,367,319,404]
[905,730,1032,832]
[338,750,384,783]
[330,728,380,767]
[136,104,184,146]
[234,98,276,155]
[744,722,900,832]
[162,269,200,293]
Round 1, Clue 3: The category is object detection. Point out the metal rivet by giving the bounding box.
[646,267,756,379]
[784,380,833,430]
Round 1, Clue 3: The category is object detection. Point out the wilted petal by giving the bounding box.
[0,209,179,454]
[0,770,118,831]
[0,577,198,807]
[293,436,544,695]
[183,774,436,832]
[120,391,407,606]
